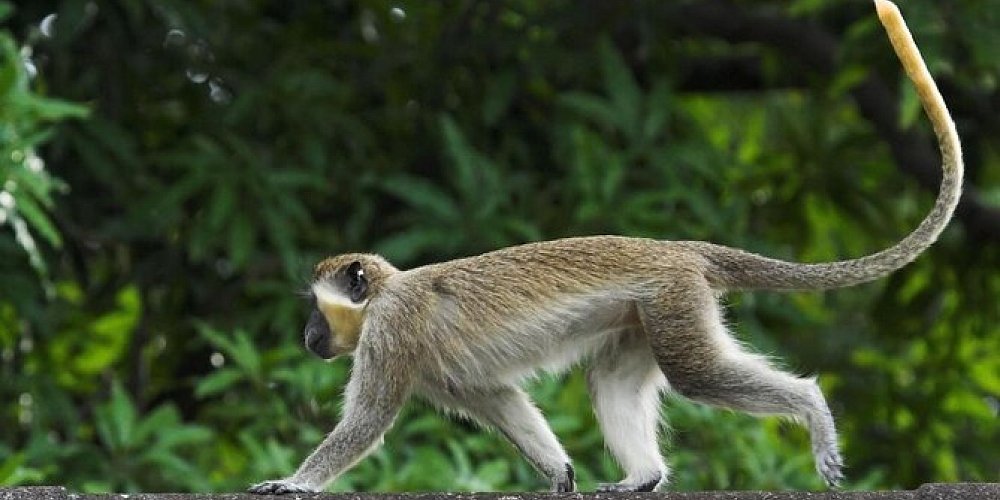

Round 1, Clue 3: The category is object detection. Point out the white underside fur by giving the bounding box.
[414,285,669,488]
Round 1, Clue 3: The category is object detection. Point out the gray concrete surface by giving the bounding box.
[1,484,998,500]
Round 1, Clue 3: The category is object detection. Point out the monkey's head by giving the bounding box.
[306,253,398,359]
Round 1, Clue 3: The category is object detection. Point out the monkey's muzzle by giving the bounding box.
[304,308,336,359]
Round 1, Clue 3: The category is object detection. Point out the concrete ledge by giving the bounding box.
[1,484,998,500]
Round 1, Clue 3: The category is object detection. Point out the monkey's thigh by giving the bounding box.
[587,328,667,492]
[637,280,844,486]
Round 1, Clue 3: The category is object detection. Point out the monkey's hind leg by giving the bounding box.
[425,384,576,492]
[639,280,844,487]
[587,329,668,492]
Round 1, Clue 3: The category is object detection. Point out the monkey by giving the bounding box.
[249,0,962,494]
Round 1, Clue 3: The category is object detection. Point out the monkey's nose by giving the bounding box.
[306,331,324,351]
[305,329,334,359]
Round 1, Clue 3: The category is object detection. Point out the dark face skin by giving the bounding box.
[303,261,369,359]
[304,297,335,359]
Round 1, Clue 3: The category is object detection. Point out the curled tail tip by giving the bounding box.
[874,0,898,15]
[874,0,901,24]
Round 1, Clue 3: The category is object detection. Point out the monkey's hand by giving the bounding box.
[247,479,317,495]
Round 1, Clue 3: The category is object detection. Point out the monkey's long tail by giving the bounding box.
[691,0,963,291]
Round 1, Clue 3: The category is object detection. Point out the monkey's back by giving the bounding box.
[379,236,703,386]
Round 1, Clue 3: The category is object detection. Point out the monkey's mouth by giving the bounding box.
[305,333,336,359]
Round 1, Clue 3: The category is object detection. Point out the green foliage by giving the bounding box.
[375,115,541,262]
[1,0,998,494]
[87,383,213,492]
[0,12,86,286]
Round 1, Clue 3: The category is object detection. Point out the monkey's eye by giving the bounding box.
[346,261,368,303]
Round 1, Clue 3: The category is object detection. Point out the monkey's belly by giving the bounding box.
[430,297,643,388]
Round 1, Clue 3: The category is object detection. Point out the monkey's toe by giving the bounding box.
[816,448,845,489]
[596,476,661,493]
[248,479,315,495]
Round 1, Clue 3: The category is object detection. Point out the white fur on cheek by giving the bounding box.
[313,283,365,310]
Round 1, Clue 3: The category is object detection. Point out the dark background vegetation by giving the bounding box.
[1,0,998,493]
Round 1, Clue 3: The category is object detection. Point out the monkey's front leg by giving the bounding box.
[249,354,411,495]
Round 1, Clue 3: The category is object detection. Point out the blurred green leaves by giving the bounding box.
[0,452,44,487]
[377,115,541,262]
[88,383,213,492]
[0,21,86,284]
[47,283,139,390]
[557,40,676,235]
[560,39,672,156]
[144,133,314,276]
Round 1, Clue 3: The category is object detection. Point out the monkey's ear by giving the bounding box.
[347,261,368,303]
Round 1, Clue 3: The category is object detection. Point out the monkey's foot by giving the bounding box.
[816,447,845,488]
[248,479,316,495]
[553,478,575,493]
[551,463,576,492]
[596,476,661,493]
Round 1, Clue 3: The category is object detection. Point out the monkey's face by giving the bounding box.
[306,257,385,359]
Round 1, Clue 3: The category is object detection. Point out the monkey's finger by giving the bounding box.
[247,479,315,495]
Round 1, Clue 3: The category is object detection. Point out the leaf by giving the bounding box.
[0,3,14,23]
[11,162,60,207]
[898,76,921,128]
[598,38,640,135]
[154,425,213,450]
[559,92,618,130]
[0,452,43,486]
[83,118,142,170]
[380,174,459,220]
[76,286,139,374]
[483,70,516,126]
[11,195,61,247]
[0,35,22,97]
[501,218,542,242]
[268,169,320,188]
[197,323,240,356]
[828,65,868,98]
[207,184,236,231]
[198,325,264,379]
[789,0,826,16]
[375,227,457,263]
[17,93,90,121]
[641,81,671,146]
[272,192,310,227]
[195,369,244,398]
[474,459,510,487]
[134,405,180,444]
[262,208,300,279]
[228,215,254,269]
[440,115,483,202]
[126,171,206,231]
[8,213,49,280]
[94,382,137,451]
[970,360,1000,394]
